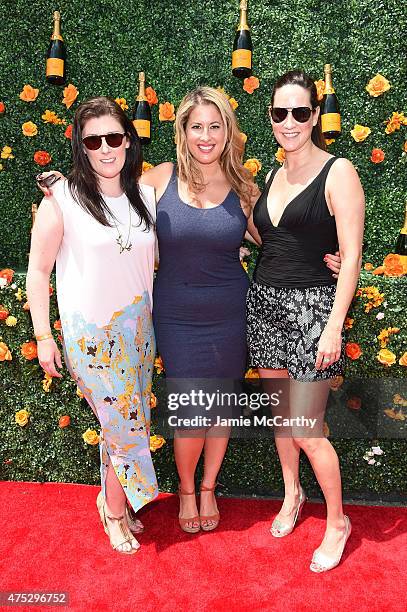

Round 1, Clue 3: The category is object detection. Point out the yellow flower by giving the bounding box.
[240,132,247,144]
[82,428,100,445]
[22,121,38,137]
[385,111,407,135]
[241,261,248,272]
[377,349,396,366]
[15,409,29,427]
[15,288,23,301]
[245,368,259,379]
[366,74,391,97]
[244,158,262,177]
[42,372,53,392]
[0,341,12,361]
[76,387,84,399]
[364,262,374,271]
[314,79,325,102]
[42,109,65,125]
[350,124,371,142]
[19,84,39,102]
[142,161,154,173]
[399,352,407,367]
[377,327,400,348]
[1,146,14,159]
[325,138,335,146]
[229,97,239,111]
[5,315,17,326]
[159,102,176,122]
[150,434,166,452]
[275,147,286,164]
[114,97,128,110]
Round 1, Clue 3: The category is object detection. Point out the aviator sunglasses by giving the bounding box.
[269,106,314,124]
[82,132,127,150]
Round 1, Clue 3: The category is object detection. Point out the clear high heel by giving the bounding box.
[310,515,352,573]
[125,505,145,534]
[96,491,139,554]
[270,486,307,538]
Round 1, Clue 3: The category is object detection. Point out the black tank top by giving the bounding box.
[253,157,339,288]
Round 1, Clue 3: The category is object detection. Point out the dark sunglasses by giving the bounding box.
[82,132,127,150]
[269,107,314,123]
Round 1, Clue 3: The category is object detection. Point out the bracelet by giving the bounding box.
[35,333,53,341]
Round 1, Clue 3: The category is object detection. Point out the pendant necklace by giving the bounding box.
[112,199,132,254]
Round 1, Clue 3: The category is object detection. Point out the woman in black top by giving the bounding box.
[246,70,365,572]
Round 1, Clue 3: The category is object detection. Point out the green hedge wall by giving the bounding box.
[0,1,406,499]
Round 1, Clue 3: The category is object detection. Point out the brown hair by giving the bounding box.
[68,96,153,229]
[270,70,327,151]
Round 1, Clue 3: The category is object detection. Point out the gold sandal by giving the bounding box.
[96,491,139,554]
[199,483,220,532]
[178,486,200,534]
[125,505,145,534]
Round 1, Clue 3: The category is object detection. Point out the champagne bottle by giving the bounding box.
[232,0,252,79]
[133,72,151,145]
[321,64,341,139]
[46,11,66,85]
[395,203,407,269]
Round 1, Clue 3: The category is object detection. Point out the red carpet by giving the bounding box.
[0,482,406,612]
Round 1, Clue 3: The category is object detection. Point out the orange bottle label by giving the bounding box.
[321,113,341,133]
[46,57,64,77]
[133,119,151,139]
[232,49,252,69]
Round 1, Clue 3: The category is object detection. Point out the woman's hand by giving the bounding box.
[315,325,342,370]
[324,251,341,278]
[36,171,65,197]
[239,246,251,261]
[38,338,63,378]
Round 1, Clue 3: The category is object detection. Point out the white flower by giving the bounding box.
[0,278,7,288]
[372,446,383,455]
[376,312,385,320]
[383,301,388,308]
[367,450,374,457]
[376,462,381,466]
[11,283,17,289]
[368,458,376,465]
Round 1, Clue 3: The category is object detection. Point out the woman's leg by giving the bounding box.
[174,431,205,529]
[200,426,230,527]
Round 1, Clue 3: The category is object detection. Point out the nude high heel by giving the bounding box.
[96,491,139,554]
[270,486,307,537]
[310,515,352,573]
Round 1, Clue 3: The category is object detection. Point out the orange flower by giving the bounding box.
[385,112,407,135]
[53,319,62,330]
[19,84,39,102]
[159,102,175,121]
[42,109,65,125]
[0,342,12,361]
[344,317,354,330]
[150,434,166,452]
[243,76,260,94]
[244,158,262,177]
[21,340,38,360]
[365,74,391,97]
[0,101,5,114]
[377,349,396,366]
[364,262,374,271]
[114,97,128,110]
[325,138,335,146]
[154,356,165,374]
[245,368,259,379]
[0,305,9,320]
[49,284,54,296]
[351,124,371,142]
[0,268,14,284]
[22,121,38,137]
[329,375,344,391]
[383,253,404,277]
[314,80,325,102]
[64,124,73,139]
[371,148,385,163]
[372,265,385,275]
[142,161,154,173]
[145,86,158,106]
[33,150,52,166]
[229,97,239,111]
[62,84,79,109]
[22,301,30,311]
[347,397,361,410]
[275,147,286,164]
[399,352,407,366]
[149,392,157,409]
[58,415,71,428]
[345,342,362,360]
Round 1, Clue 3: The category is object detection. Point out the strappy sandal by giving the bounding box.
[96,491,139,554]
[178,486,200,534]
[125,505,145,534]
[199,483,220,532]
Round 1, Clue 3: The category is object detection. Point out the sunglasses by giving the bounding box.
[82,132,127,150]
[269,107,314,123]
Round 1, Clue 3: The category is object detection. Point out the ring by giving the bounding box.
[323,357,330,362]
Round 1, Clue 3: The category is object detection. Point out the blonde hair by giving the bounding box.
[174,86,254,209]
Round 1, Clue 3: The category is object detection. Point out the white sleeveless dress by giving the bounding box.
[53,178,158,513]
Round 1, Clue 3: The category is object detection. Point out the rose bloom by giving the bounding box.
[154,356,165,373]
[345,342,362,360]
[350,124,371,142]
[0,341,12,361]
[0,101,5,113]
[145,86,158,106]
[62,83,79,109]
[344,317,354,330]
[377,349,396,366]
[325,138,335,146]
[0,305,9,319]
[150,434,166,452]
[364,262,374,271]
[275,147,286,164]
[19,84,39,102]
[21,340,38,360]
[22,121,38,137]
[383,253,404,277]
[399,352,407,367]
[53,319,62,330]
[114,97,128,110]
[64,124,73,139]
[365,74,391,97]
[347,397,362,410]
[34,150,52,166]
[0,268,14,284]
[59,415,71,428]
[314,79,325,102]
[244,158,262,177]
[82,428,99,445]
[142,161,154,173]
[229,97,239,111]
[149,392,157,409]
[243,76,260,94]
[372,265,385,275]
[385,111,407,135]
[371,148,385,164]
[159,102,175,121]
[15,409,30,426]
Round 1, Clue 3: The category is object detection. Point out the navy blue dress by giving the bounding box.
[153,167,249,378]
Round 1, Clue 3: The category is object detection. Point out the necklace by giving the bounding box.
[111,199,132,254]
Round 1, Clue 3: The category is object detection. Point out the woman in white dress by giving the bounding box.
[27,96,158,554]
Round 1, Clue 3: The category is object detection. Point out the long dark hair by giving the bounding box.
[270,70,326,151]
[68,96,153,229]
